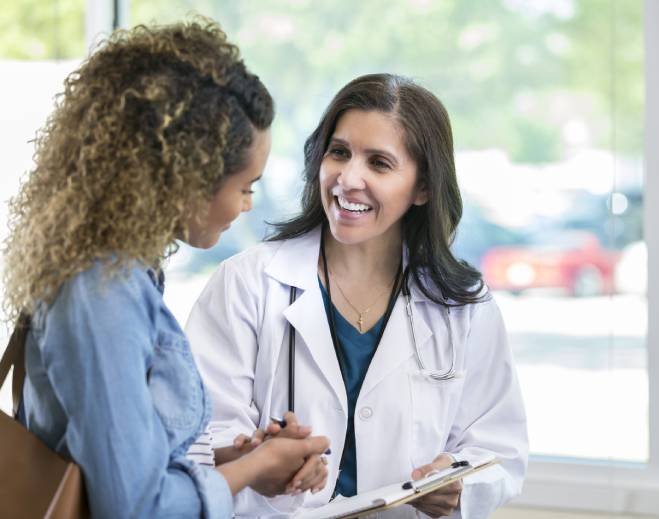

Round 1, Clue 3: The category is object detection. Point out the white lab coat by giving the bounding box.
[187,227,528,518]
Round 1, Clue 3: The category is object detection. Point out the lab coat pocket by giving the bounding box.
[149,330,202,438]
[408,371,465,466]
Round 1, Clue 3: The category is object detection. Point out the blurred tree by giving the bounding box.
[1,0,643,162]
[130,0,642,163]
[0,0,85,59]
[563,0,644,156]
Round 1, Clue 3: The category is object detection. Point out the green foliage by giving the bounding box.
[136,0,639,162]
[0,0,85,59]
[509,117,563,163]
[2,0,644,162]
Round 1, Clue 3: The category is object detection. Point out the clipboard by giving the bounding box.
[295,456,499,519]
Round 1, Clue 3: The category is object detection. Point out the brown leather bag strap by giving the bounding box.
[0,312,30,415]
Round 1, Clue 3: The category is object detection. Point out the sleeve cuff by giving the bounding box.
[175,458,234,519]
[233,486,305,517]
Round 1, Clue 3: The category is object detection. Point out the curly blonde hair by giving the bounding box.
[2,18,273,323]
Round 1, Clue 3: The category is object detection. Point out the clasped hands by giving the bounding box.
[215,411,329,498]
[215,417,460,516]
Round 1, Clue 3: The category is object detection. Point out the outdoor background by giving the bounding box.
[0,0,646,466]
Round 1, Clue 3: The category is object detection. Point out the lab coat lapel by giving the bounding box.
[283,287,348,415]
[264,227,348,415]
[359,287,434,399]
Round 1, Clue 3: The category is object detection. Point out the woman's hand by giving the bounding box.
[215,412,313,466]
[283,452,329,496]
[232,428,267,451]
[213,428,269,465]
[409,453,462,518]
[247,436,330,497]
[265,411,312,439]
[216,412,330,498]
[265,412,329,496]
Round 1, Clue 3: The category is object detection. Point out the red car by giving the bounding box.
[481,230,620,297]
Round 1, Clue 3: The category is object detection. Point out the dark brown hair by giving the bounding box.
[269,73,485,305]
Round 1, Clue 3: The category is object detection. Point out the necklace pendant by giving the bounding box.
[357,315,364,333]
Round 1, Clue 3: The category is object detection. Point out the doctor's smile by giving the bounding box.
[334,195,373,215]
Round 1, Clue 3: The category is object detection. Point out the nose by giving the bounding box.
[337,159,366,190]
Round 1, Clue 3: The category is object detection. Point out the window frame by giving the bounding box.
[103,0,658,513]
[85,0,127,50]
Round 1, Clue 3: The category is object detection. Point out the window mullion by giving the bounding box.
[115,0,130,29]
[85,0,129,51]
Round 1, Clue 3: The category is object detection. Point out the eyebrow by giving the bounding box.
[329,138,399,166]
[250,175,262,184]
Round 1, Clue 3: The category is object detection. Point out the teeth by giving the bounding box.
[337,196,371,212]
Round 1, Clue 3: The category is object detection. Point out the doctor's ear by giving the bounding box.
[412,181,429,206]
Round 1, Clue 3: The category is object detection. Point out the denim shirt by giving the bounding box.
[18,262,233,518]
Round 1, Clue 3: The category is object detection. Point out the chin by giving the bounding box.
[190,232,223,250]
[327,221,374,246]
[205,233,223,249]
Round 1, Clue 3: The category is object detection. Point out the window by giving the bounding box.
[132,0,648,464]
[130,1,657,512]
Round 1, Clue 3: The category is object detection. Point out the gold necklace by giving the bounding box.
[330,271,396,332]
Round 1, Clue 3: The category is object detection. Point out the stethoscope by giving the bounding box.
[286,263,457,412]
[401,270,457,382]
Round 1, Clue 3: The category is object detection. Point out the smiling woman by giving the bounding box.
[320,110,429,250]
[187,73,528,519]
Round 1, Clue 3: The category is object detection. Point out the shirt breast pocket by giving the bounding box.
[149,330,202,443]
[408,371,466,466]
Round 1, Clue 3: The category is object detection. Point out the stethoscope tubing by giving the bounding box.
[403,285,456,381]
[288,285,297,412]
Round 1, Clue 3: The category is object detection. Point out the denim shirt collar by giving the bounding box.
[147,269,165,294]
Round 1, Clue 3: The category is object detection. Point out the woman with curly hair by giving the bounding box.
[2,19,329,518]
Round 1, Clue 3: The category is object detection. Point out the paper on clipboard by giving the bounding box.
[294,455,498,519]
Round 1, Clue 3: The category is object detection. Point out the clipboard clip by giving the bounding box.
[401,460,471,491]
